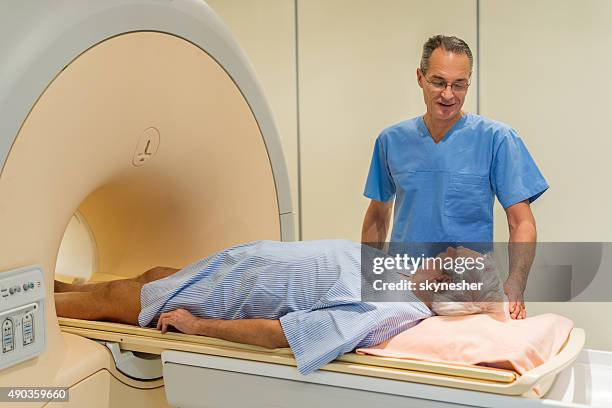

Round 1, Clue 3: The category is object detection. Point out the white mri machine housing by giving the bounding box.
[1,1,612,407]
[0,0,293,406]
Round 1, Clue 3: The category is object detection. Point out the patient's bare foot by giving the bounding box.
[54,280,71,293]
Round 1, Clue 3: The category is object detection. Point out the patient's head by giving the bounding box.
[430,249,505,316]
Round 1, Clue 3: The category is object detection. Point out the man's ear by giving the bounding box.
[416,68,424,89]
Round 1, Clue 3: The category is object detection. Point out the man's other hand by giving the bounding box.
[504,277,526,319]
[157,308,201,334]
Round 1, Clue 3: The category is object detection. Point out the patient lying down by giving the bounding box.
[55,240,502,375]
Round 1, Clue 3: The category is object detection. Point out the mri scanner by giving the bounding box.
[0,1,611,407]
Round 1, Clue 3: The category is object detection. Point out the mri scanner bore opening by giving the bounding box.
[56,212,97,282]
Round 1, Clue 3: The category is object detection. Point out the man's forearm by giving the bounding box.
[195,318,289,349]
[362,219,388,247]
[508,219,537,287]
[361,203,392,246]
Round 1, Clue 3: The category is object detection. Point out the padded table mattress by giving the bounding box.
[58,317,584,397]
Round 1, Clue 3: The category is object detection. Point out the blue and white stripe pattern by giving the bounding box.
[139,239,432,375]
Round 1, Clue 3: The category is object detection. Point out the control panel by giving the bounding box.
[0,266,45,370]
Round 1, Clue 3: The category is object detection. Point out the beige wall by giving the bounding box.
[206,0,611,350]
[481,0,612,350]
[483,0,612,243]
[206,0,299,235]
[298,0,477,240]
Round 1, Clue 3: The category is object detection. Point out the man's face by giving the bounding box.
[417,48,471,123]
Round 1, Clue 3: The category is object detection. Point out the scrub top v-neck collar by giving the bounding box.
[418,112,469,150]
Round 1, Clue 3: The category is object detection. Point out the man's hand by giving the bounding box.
[156,308,201,334]
[504,277,526,320]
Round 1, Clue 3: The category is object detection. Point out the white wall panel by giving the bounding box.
[299,0,477,240]
[481,0,612,243]
[481,0,612,350]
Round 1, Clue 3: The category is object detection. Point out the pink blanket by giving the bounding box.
[357,308,573,375]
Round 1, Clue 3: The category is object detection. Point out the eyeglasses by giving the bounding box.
[424,76,471,93]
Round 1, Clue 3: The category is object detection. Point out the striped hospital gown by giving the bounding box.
[139,239,432,375]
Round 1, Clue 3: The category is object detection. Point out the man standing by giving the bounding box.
[362,35,548,319]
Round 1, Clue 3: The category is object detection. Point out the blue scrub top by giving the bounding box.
[364,113,548,243]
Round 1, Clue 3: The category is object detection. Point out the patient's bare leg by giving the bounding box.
[134,267,180,283]
[54,280,107,293]
[54,267,179,293]
[55,280,144,325]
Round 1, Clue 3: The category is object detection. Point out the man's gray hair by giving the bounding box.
[420,35,473,75]
[431,253,505,316]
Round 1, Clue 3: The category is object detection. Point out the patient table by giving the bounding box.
[1,1,611,407]
[57,317,612,408]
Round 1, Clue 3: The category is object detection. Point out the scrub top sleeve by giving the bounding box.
[279,304,376,375]
[491,128,549,209]
[364,135,396,202]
